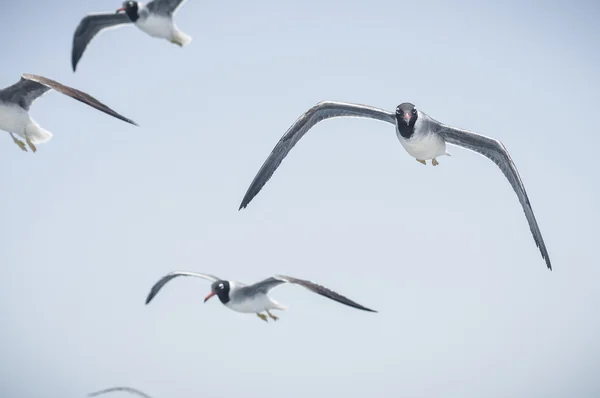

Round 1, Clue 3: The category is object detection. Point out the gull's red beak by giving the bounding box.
[204,291,216,303]
[116,7,126,13]
[403,112,412,124]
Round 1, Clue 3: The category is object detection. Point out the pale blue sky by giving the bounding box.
[1,1,599,397]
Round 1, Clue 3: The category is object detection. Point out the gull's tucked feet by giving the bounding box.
[26,137,37,153]
[416,159,426,165]
[266,310,279,321]
[432,158,439,166]
[11,134,27,152]
[256,313,268,322]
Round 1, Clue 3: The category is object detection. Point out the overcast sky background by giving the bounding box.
[1,1,599,397]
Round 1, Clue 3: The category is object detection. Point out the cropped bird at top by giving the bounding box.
[0,74,137,153]
[72,0,192,71]
[239,100,552,270]
[89,387,153,398]
[145,271,377,322]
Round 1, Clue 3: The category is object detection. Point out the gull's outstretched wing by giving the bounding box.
[433,120,551,270]
[89,386,153,398]
[239,101,396,210]
[72,13,132,71]
[145,271,221,304]
[0,77,52,110]
[246,275,377,312]
[147,0,189,15]
[19,74,138,126]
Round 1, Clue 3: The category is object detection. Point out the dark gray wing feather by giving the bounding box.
[145,271,221,304]
[147,0,188,15]
[0,78,51,110]
[239,101,396,210]
[19,74,138,126]
[89,387,153,398]
[72,13,132,71]
[246,277,286,293]
[433,121,551,270]
[249,275,377,312]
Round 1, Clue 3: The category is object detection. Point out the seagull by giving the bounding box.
[72,0,192,71]
[89,387,153,398]
[145,271,377,322]
[0,74,137,153]
[239,101,552,270]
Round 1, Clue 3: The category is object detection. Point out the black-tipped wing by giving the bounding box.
[72,13,132,71]
[239,101,396,210]
[20,74,138,126]
[147,0,188,15]
[145,271,221,304]
[434,121,551,270]
[249,275,377,312]
[89,387,153,398]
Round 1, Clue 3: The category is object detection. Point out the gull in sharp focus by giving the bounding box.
[239,101,552,270]
[145,271,377,322]
[0,74,137,153]
[89,387,153,398]
[72,0,192,71]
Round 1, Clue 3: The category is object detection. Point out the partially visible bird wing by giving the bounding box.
[433,120,552,270]
[71,13,132,71]
[246,277,286,293]
[238,101,396,210]
[147,0,189,15]
[19,74,138,126]
[0,77,51,110]
[145,271,221,304]
[250,275,377,312]
[88,386,153,398]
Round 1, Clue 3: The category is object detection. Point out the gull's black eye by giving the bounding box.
[412,108,417,114]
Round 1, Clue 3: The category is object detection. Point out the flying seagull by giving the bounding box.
[72,0,192,71]
[0,74,137,152]
[239,101,552,270]
[145,271,377,322]
[89,387,153,398]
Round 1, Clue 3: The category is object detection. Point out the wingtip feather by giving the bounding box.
[145,289,157,305]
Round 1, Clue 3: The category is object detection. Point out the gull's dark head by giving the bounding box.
[116,1,139,21]
[204,280,231,304]
[395,102,418,138]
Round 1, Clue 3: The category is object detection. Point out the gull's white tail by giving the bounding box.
[271,300,288,311]
[171,29,192,47]
[26,122,53,144]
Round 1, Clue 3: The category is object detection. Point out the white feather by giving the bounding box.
[0,103,52,144]
[135,14,174,38]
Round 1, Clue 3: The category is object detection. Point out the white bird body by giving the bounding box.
[396,113,449,160]
[226,290,287,314]
[137,13,172,38]
[136,5,191,46]
[0,102,52,144]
